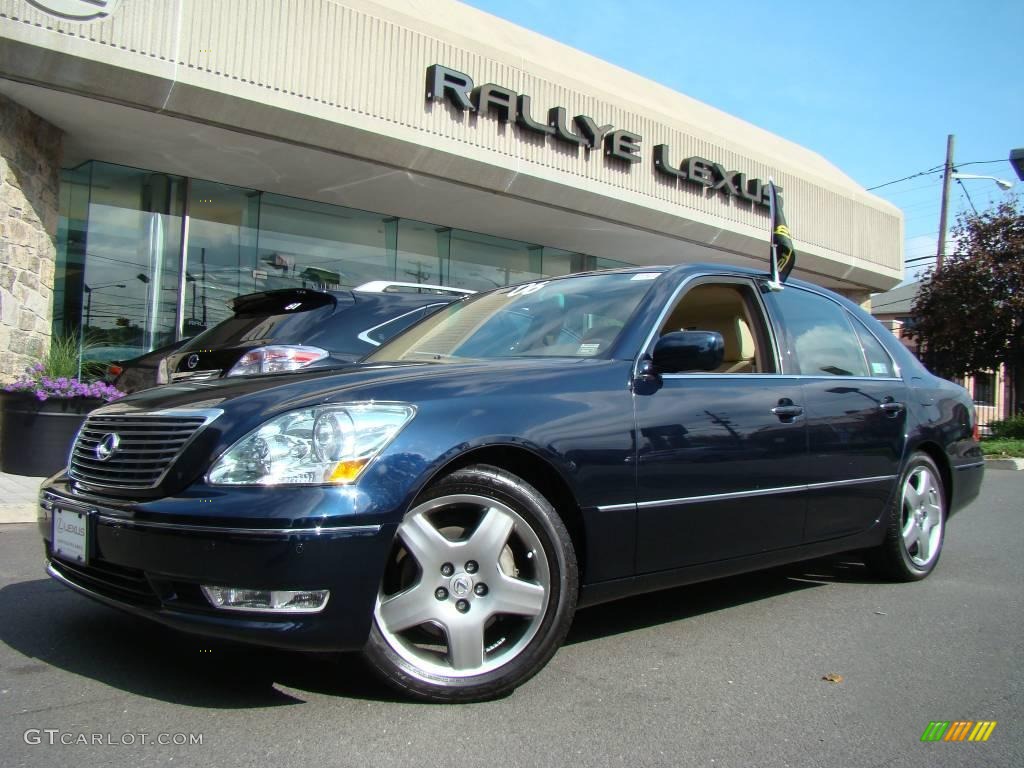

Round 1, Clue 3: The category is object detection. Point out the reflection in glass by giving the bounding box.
[56,162,638,367]
[256,194,391,293]
[449,230,543,292]
[397,219,446,287]
[368,272,654,364]
[184,180,260,335]
[78,163,185,363]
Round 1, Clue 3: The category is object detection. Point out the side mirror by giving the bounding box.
[652,331,724,373]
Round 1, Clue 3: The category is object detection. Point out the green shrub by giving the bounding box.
[42,334,84,379]
[981,439,1024,458]
[40,334,105,381]
[988,414,1024,440]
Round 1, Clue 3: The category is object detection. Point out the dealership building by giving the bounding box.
[0,0,903,380]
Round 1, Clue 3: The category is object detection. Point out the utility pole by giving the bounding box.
[935,134,955,271]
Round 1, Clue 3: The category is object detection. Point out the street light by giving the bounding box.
[935,134,1015,271]
[950,172,1014,191]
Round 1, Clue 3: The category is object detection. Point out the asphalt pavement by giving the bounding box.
[1,472,1021,768]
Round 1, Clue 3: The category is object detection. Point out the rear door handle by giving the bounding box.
[879,401,905,415]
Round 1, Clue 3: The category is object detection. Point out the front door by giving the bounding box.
[633,278,809,573]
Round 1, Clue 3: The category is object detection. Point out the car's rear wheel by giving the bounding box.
[866,452,946,581]
[363,464,577,702]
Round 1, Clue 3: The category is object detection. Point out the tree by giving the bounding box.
[910,197,1024,414]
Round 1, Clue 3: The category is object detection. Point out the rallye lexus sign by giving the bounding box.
[427,65,778,209]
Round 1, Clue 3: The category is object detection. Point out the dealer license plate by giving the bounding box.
[53,508,89,564]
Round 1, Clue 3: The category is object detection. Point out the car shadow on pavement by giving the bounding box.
[0,577,394,707]
[0,554,878,707]
[567,553,877,644]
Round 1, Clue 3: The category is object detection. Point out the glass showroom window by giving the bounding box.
[449,230,543,292]
[256,193,392,292]
[72,162,186,362]
[396,219,446,287]
[55,163,631,365]
[184,180,261,335]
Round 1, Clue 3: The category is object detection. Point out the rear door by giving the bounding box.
[764,287,907,541]
[633,277,809,572]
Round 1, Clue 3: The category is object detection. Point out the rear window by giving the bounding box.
[229,289,336,315]
[305,297,451,356]
[182,290,346,351]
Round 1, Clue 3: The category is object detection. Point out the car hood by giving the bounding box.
[97,357,610,420]
[77,356,626,501]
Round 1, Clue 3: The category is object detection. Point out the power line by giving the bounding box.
[866,158,1008,192]
[877,180,945,199]
[957,180,979,216]
[866,167,943,191]
[953,159,1008,169]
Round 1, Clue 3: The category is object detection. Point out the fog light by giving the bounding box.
[201,586,330,613]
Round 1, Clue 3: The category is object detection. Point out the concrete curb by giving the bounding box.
[0,504,37,524]
[0,473,44,524]
[985,457,1024,471]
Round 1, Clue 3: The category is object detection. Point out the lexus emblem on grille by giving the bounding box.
[186,353,200,369]
[95,433,120,462]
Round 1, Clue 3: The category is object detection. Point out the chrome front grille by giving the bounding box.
[69,411,220,490]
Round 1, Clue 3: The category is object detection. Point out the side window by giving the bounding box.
[770,289,868,376]
[658,281,774,373]
[850,316,897,378]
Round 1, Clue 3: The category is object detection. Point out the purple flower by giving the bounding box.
[3,372,124,403]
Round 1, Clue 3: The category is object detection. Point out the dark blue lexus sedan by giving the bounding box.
[39,265,984,702]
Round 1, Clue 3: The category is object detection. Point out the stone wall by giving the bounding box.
[0,94,62,382]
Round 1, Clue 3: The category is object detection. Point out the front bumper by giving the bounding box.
[39,482,397,652]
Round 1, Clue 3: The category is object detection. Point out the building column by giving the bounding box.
[835,288,872,311]
[0,94,62,381]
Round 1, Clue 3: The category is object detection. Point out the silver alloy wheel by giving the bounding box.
[900,465,944,568]
[374,493,551,678]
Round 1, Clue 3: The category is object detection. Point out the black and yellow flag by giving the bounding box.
[768,180,796,283]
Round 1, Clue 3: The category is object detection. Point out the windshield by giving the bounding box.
[366,272,659,363]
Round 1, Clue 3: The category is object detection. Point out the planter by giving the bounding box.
[0,393,105,477]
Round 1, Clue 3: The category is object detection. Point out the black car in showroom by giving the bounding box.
[109,282,471,393]
[39,265,984,702]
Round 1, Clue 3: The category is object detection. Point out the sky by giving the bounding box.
[461,0,1024,287]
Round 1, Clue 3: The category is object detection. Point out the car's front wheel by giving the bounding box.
[866,452,946,581]
[363,464,578,702]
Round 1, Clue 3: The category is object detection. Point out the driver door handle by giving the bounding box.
[771,404,804,420]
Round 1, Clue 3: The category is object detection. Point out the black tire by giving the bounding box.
[865,452,947,581]
[363,464,578,702]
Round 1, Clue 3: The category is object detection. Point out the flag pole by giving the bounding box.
[767,177,782,291]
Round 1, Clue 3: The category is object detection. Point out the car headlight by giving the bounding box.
[207,403,415,485]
